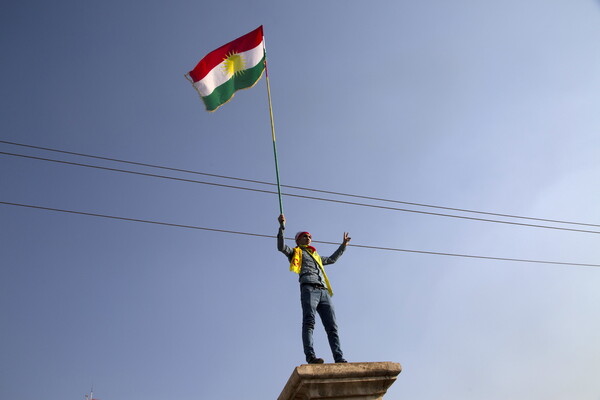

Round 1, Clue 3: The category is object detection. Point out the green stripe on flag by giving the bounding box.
[202,57,265,111]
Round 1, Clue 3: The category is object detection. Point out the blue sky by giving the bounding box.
[1,1,600,399]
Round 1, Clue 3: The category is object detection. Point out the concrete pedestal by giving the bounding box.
[278,362,401,400]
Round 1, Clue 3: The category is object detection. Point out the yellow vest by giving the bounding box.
[290,246,333,296]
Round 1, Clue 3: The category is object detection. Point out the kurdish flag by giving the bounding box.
[187,26,265,112]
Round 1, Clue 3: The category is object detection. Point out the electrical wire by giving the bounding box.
[1,139,598,229]
[1,200,598,268]
[1,150,599,235]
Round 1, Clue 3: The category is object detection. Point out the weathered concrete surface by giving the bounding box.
[278,362,402,400]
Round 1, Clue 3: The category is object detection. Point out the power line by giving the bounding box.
[1,200,598,268]
[1,139,598,229]
[2,149,600,235]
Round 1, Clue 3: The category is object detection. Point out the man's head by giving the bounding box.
[295,231,312,246]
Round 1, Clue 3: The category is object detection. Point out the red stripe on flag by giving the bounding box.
[189,26,264,83]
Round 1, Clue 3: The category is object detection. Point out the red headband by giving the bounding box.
[295,231,311,243]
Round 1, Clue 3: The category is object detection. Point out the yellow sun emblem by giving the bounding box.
[222,52,246,78]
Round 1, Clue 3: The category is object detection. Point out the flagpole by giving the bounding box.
[263,42,284,216]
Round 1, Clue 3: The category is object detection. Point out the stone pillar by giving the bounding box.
[277,362,402,400]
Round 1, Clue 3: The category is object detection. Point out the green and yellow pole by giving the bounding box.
[263,45,284,217]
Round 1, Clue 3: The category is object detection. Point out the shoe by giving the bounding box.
[335,359,348,363]
[307,356,325,364]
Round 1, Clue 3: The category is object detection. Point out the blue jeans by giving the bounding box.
[300,284,344,362]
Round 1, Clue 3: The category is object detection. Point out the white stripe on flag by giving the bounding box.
[193,41,264,97]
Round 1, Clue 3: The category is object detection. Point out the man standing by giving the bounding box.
[277,214,351,364]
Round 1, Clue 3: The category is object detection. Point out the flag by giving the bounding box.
[187,26,265,112]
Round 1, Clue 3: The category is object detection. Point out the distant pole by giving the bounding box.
[263,41,284,216]
[85,386,95,400]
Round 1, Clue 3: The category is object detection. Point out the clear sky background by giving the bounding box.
[1,1,600,399]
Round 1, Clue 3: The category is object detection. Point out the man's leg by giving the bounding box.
[317,291,346,362]
[300,285,322,363]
